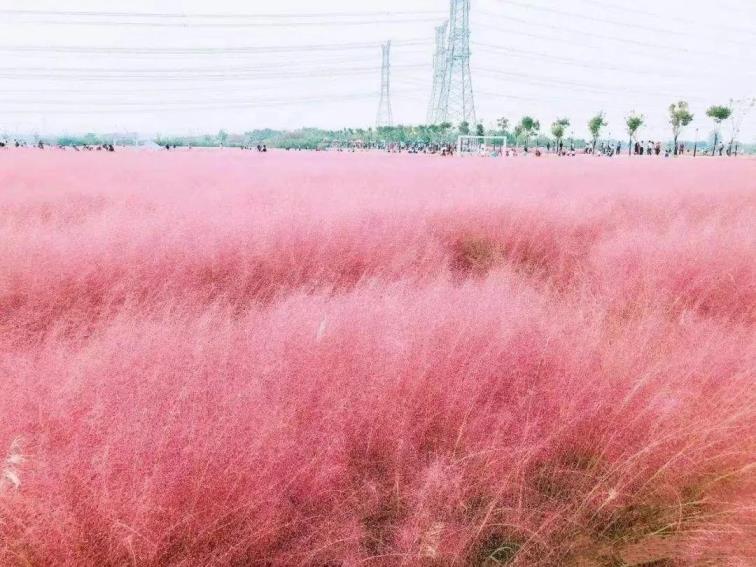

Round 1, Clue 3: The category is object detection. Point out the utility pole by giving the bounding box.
[693,127,698,157]
[427,22,448,124]
[376,41,393,128]
[436,0,476,125]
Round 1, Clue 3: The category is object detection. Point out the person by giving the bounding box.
[718,142,724,156]
[262,144,267,152]
[655,141,661,156]
[546,141,551,153]
[616,141,621,155]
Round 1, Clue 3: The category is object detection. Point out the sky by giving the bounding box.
[0,0,754,142]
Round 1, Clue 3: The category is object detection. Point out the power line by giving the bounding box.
[0,8,443,19]
[0,40,429,55]
[0,62,429,74]
[0,54,429,91]
[472,19,752,63]
[475,67,711,101]
[398,72,713,107]
[0,63,430,82]
[472,86,665,114]
[577,0,756,36]
[5,17,441,28]
[479,3,752,46]
[0,90,424,114]
[0,85,328,95]
[473,42,755,79]
[0,94,403,107]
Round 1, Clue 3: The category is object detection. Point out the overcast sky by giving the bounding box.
[1,0,754,141]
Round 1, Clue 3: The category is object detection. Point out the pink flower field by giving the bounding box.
[0,150,754,565]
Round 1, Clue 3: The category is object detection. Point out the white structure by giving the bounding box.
[427,22,448,124]
[376,41,394,127]
[435,0,476,125]
[457,135,507,156]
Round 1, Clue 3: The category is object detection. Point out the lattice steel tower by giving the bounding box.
[437,0,476,125]
[376,41,394,127]
[427,22,448,124]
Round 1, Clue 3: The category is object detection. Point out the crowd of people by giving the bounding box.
[0,140,116,151]
[629,140,681,157]
[1,138,742,157]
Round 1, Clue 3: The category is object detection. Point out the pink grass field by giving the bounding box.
[0,150,755,566]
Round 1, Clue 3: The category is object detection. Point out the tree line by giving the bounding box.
[33,98,753,154]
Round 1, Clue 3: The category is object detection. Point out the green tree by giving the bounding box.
[726,97,755,155]
[513,124,524,147]
[439,121,453,144]
[519,116,540,148]
[496,117,509,135]
[625,112,644,155]
[217,129,228,146]
[669,101,694,155]
[459,121,471,135]
[588,113,607,152]
[706,104,731,156]
[550,118,569,152]
[550,122,565,150]
[476,123,485,137]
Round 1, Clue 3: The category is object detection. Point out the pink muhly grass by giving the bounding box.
[0,150,754,565]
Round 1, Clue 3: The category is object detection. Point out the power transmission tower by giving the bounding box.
[437,0,476,125]
[427,22,448,124]
[376,41,393,127]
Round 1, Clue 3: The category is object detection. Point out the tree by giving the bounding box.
[459,121,470,135]
[625,112,644,155]
[550,118,569,152]
[726,97,754,155]
[513,125,524,147]
[476,123,485,137]
[438,122,453,144]
[669,101,694,155]
[217,129,228,146]
[519,116,540,148]
[588,112,607,152]
[550,123,565,151]
[496,117,509,135]
[705,105,731,156]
